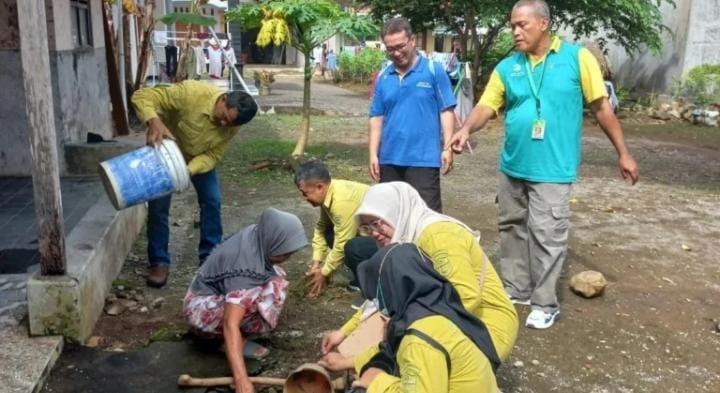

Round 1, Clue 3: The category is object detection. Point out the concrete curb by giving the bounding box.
[27,197,146,343]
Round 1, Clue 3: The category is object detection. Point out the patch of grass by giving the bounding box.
[622,121,720,150]
[111,279,136,291]
[149,326,187,342]
[220,114,369,188]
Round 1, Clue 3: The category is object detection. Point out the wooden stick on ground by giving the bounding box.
[177,374,286,387]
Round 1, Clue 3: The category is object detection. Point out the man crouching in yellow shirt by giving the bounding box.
[322,243,500,392]
[293,160,369,298]
[131,80,258,288]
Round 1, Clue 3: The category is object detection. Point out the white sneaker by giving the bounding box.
[525,309,560,329]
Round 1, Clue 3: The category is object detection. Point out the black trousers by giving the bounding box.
[380,165,443,212]
[165,46,178,77]
[343,237,379,286]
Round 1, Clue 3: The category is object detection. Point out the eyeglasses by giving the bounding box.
[359,218,384,233]
[385,39,411,54]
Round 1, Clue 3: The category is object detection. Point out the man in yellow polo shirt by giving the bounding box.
[294,160,369,298]
[449,0,639,329]
[132,80,257,287]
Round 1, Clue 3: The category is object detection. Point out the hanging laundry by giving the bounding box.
[207,41,223,79]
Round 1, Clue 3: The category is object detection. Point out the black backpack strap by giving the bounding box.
[406,328,451,375]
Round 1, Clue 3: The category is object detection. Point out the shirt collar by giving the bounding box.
[528,36,562,66]
[549,36,562,53]
[201,90,226,119]
[322,180,336,209]
[389,51,424,76]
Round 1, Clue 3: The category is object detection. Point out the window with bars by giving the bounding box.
[70,0,93,48]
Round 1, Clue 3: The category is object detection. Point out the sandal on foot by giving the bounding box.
[243,339,270,359]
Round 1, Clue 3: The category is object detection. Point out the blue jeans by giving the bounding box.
[147,169,223,267]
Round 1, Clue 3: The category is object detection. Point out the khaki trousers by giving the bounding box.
[497,172,572,313]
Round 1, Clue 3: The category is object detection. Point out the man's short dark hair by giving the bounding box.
[382,17,413,39]
[226,91,258,125]
[293,160,331,186]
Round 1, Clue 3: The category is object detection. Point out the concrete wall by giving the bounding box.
[605,0,691,93]
[0,50,32,176]
[51,48,113,145]
[0,0,112,176]
[683,0,720,72]
[603,0,720,93]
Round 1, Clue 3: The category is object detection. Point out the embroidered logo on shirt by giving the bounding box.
[510,63,524,77]
[416,81,432,89]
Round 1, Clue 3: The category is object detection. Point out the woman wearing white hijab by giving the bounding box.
[322,182,518,365]
[184,208,308,393]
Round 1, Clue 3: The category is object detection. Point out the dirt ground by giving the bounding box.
[45,81,720,392]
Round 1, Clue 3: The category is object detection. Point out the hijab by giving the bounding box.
[355,182,473,243]
[190,208,308,295]
[357,243,501,372]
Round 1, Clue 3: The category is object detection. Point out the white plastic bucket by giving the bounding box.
[98,140,190,210]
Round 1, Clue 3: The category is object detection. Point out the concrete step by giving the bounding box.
[64,134,145,176]
[0,325,62,393]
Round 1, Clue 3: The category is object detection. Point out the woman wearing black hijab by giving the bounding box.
[347,243,500,392]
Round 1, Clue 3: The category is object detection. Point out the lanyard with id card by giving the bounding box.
[525,56,547,140]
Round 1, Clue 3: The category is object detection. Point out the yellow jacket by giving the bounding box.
[132,81,239,175]
[359,315,498,393]
[341,221,518,361]
[312,180,370,276]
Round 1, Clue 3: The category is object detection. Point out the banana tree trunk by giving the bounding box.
[291,51,313,157]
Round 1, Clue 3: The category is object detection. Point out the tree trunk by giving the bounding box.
[291,51,313,157]
[470,20,504,95]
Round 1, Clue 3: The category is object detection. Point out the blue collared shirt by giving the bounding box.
[370,56,456,168]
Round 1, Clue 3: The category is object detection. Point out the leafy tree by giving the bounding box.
[359,0,674,93]
[227,0,378,157]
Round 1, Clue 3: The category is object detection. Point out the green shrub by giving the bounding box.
[673,64,720,106]
[337,48,386,84]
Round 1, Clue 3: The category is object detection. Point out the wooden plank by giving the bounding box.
[16,0,66,275]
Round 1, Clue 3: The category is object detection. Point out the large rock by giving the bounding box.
[569,270,608,298]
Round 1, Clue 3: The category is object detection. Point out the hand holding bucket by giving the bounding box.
[99,140,190,210]
[145,118,176,147]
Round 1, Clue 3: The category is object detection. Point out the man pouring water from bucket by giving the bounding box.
[132,80,258,288]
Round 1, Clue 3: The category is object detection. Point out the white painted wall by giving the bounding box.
[683,0,720,73]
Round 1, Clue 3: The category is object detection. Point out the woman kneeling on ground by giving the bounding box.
[183,208,308,393]
[325,182,518,362]
[325,243,500,392]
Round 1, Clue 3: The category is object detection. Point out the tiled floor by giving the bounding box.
[0,177,104,327]
[0,177,103,260]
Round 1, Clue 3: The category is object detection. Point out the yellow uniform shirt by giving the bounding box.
[312,180,370,276]
[479,36,607,114]
[132,80,239,175]
[342,221,519,361]
[360,315,498,393]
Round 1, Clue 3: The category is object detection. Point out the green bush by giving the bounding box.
[673,64,720,106]
[337,48,386,84]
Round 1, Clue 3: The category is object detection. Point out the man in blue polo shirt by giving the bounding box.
[449,0,639,329]
[368,17,456,212]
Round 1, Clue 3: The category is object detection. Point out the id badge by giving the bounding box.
[532,119,546,140]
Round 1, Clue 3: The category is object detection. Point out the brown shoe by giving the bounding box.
[147,265,169,288]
